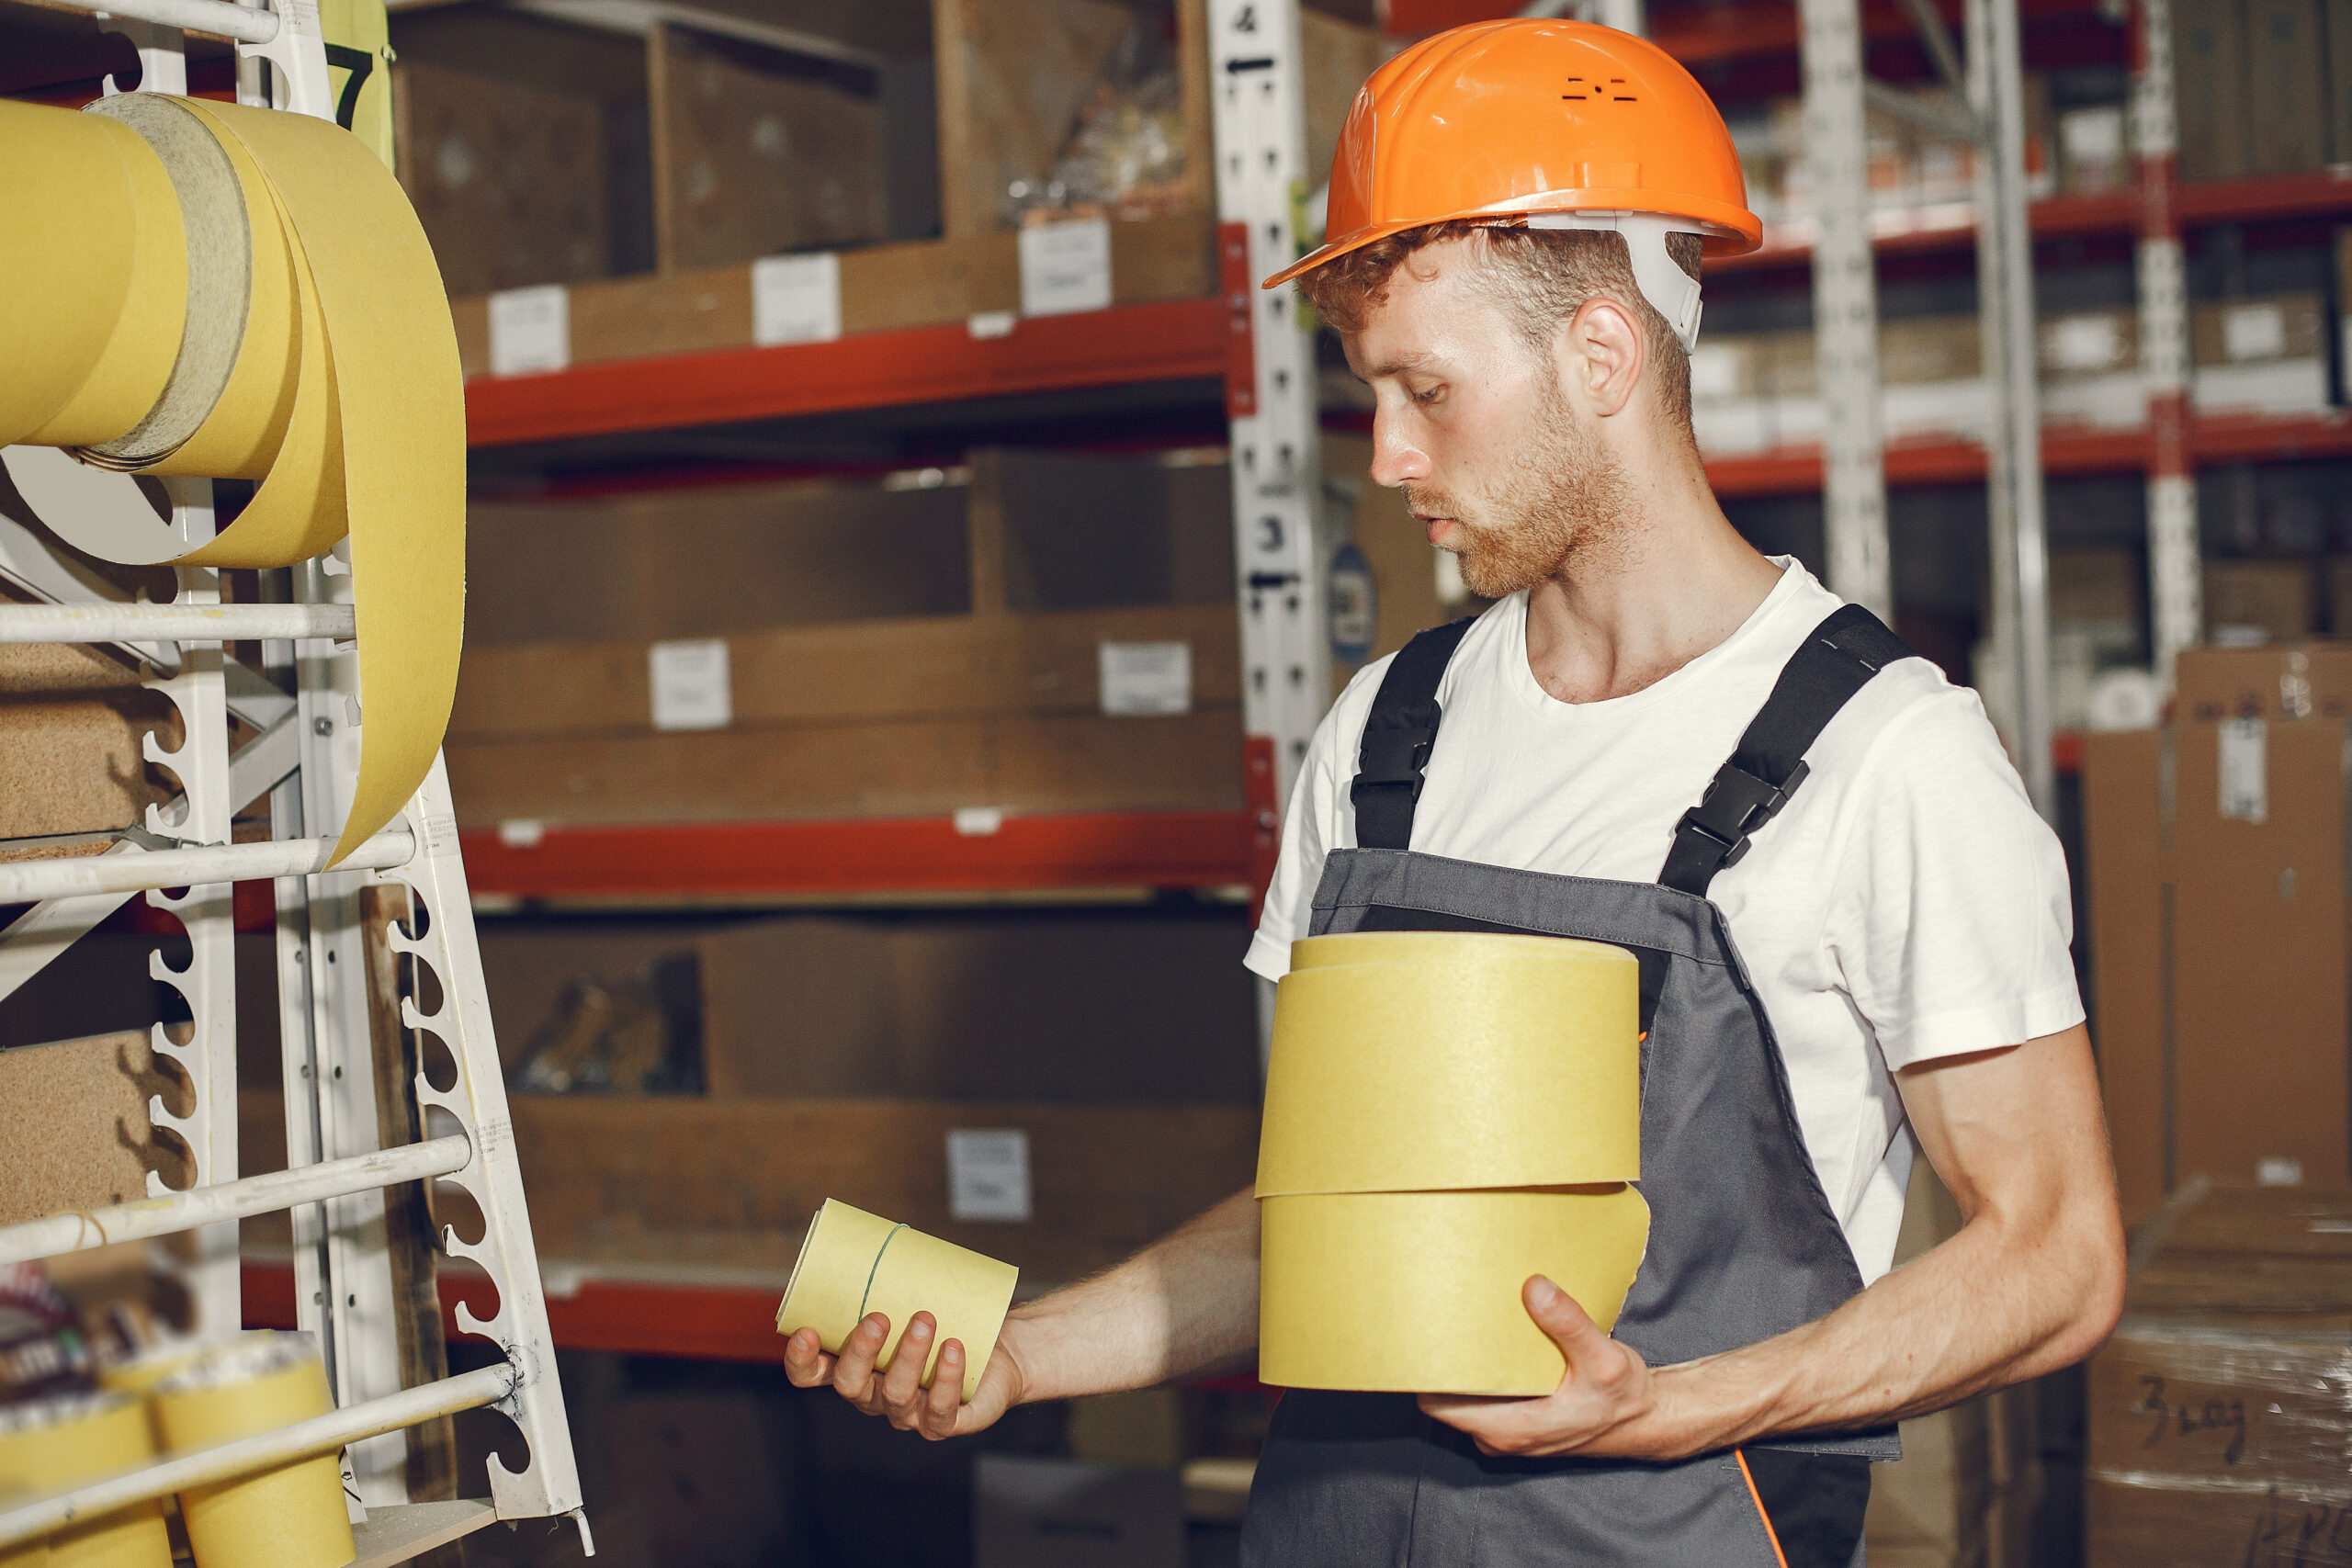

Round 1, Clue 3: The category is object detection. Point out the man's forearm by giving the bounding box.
[1005,1185,1261,1405]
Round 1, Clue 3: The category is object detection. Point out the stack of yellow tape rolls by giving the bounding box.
[1257,931,1652,1396]
[1,91,465,863]
[151,1334,349,1568]
[773,1200,1020,1403]
[0,1391,173,1568]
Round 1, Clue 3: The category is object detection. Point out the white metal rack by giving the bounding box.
[0,1,589,1559]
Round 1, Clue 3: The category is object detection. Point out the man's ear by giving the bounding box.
[1557,297,1646,421]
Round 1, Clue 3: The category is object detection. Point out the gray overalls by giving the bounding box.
[1240,604,1911,1568]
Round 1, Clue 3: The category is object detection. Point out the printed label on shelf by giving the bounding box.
[967,310,1016,339]
[649,638,733,732]
[2046,313,2125,373]
[2219,716,2267,824]
[487,284,571,377]
[946,1128,1033,1223]
[1098,640,1192,716]
[752,252,842,346]
[2222,302,2286,363]
[1019,219,1114,317]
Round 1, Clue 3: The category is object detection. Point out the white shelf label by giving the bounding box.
[946,1128,1032,1223]
[2219,716,2267,824]
[752,252,842,346]
[1098,640,1192,716]
[487,284,570,377]
[2047,314,2123,373]
[1019,219,1114,317]
[648,638,732,732]
[2222,302,2286,363]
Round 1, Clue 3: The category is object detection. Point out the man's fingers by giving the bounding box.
[922,1340,965,1438]
[878,1313,934,1420]
[781,1327,836,1388]
[832,1312,890,1401]
[1524,1275,1608,1360]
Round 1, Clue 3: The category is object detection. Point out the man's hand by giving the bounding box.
[782,1310,1031,1441]
[1419,1275,1665,1458]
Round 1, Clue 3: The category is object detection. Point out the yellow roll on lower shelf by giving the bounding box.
[152,1336,351,1568]
[0,1392,173,1568]
[1259,1187,1652,1396]
[1260,931,1641,1197]
[774,1200,1019,1403]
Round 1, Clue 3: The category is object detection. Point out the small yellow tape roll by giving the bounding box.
[0,1392,173,1568]
[775,1200,1019,1403]
[153,1337,351,1568]
[1259,931,1641,1197]
[1259,1187,1652,1396]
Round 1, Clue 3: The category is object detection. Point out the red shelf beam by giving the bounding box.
[1702,412,2352,498]
[465,297,1230,449]
[1713,171,2352,274]
[458,809,1257,902]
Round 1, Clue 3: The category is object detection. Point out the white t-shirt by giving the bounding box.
[1245,559,2084,1284]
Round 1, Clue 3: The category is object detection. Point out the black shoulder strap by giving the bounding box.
[1657,604,1914,898]
[1349,616,1477,851]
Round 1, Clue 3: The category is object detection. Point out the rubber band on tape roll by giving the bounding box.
[0,1391,173,1568]
[1257,931,1651,1396]
[0,94,466,865]
[775,1200,1019,1403]
[151,1333,351,1568]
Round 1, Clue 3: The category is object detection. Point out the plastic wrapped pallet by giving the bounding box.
[2086,1181,2352,1566]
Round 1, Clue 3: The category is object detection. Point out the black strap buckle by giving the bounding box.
[1351,702,1442,803]
[1672,759,1810,871]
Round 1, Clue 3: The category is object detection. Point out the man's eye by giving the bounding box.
[1412,385,1443,404]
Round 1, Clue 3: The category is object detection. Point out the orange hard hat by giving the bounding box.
[1267,18,1761,333]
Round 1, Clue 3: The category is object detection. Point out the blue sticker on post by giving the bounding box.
[1329,542,1376,664]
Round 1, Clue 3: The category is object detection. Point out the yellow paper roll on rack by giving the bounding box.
[774,1200,1019,1403]
[0,1391,173,1568]
[152,1334,351,1568]
[0,91,466,864]
[1258,931,1652,1396]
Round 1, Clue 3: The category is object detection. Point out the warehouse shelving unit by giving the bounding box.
[0,1,589,1557]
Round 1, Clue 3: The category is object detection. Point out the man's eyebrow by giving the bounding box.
[1357,350,1439,379]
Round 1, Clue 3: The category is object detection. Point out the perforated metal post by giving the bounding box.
[1798,0,1894,622]
[2133,0,2199,685]
[1208,0,1329,813]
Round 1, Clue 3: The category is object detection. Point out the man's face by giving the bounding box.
[1342,237,1630,598]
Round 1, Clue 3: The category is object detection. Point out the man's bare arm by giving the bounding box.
[1425,1021,2127,1459]
[782,1184,1261,1439]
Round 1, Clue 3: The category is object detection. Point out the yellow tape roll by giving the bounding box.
[1260,1187,1652,1396]
[0,94,466,865]
[153,1337,351,1568]
[1259,931,1641,1196]
[774,1200,1020,1402]
[0,1392,173,1568]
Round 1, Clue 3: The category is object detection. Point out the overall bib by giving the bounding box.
[1239,604,1912,1568]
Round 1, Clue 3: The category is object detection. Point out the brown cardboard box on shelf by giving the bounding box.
[2170,640,2352,719]
[2082,674,2352,1223]
[2172,0,2250,181]
[2244,0,2331,173]
[1300,10,1385,194]
[507,1095,1259,1287]
[2085,1183,2352,1567]
[2191,294,2333,415]
[648,23,887,273]
[2203,558,2319,642]
[446,450,1244,826]
[447,209,1216,376]
[0,637,177,849]
[696,912,1259,1105]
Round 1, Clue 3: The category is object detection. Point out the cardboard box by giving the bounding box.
[2086,1184,2352,1567]
[390,58,616,298]
[0,1032,190,1223]
[0,637,177,845]
[2057,103,2131,194]
[649,23,888,273]
[2204,559,2319,642]
[450,209,1216,375]
[2171,641,2352,720]
[696,912,1260,1105]
[2174,0,2250,181]
[2082,701,2352,1221]
[2192,295,2333,415]
[2245,0,2331,173]
[507,1096,1260,1285]
[974,1456,1186,1568]
[1301,9,1385,191]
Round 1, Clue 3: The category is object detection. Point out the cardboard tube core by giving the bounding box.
[775,1200,1019,1402]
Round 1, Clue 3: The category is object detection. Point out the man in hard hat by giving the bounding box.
[785,19,2125,1564]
